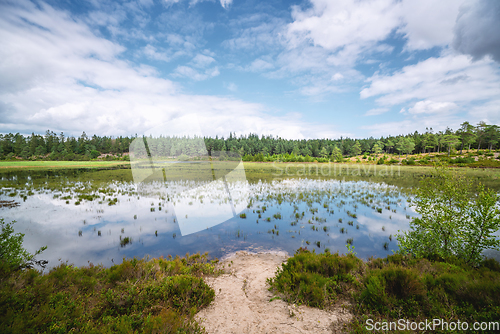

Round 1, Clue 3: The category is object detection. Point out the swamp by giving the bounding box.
[1,162,500,269]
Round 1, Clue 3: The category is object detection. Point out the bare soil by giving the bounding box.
[196,251,352,334]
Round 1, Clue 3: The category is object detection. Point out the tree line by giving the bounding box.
[0,121,498,161]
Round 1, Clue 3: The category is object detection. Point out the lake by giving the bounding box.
[1,165,498,269]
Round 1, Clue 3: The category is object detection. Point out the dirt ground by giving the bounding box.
[196,251,352,334]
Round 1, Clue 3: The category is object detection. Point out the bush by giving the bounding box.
[397,165,500,266]
[242,154,253,161]
[0,218,47,274]
[267,248,362,308]
[90,150,100,159]
[253,152,265,162]
[175,154,188,161]
[0,254,217,333]
[402,157,416,165]
[452,156,475,164]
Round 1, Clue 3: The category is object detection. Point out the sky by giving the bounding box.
[0,0,499,139]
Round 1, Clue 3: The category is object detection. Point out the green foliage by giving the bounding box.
[89,149,100,159]
[271,250,500,332]
[0,120,499,163]
[0,253,217,333]
[350,141,362,156]
[371,143,382,155]
[0,218,47,273]
[397,165,500,265]
[267,248,362,308]
[402,157,416,165]
[355,254,500,322]
[395,137,415,158]
[452,156,475,164]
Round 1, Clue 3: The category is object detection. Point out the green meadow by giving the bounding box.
[0,160,129,169]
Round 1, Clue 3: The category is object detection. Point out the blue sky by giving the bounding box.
[0,0,499,139]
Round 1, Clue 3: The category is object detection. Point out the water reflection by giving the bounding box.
[0,170,433,270]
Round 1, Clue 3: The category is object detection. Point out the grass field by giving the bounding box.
[1,160,499,190]
[0,160,129,169]
[242,162,500,190]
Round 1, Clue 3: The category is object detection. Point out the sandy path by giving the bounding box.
[196,251,352,334]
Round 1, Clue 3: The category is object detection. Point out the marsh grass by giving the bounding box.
[0,253,219,333]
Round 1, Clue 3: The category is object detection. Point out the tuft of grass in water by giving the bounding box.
[0,253,219,333]
[239,213,247,219]
[120,236,132,247]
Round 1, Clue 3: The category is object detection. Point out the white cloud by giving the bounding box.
[173,65,219,80]
[0,0,348,140]
[365,108,389,116]
[331,73,344,81]
[360,117,458,137]
[467,99,500,125]
[220,0,232,9]
[223,16,285,52]
[225,82,238,92]
[399,0,464,50]
[164,0,182,6]
[407,100,456,114]
[191,54,215,68]
[248,58,274,72]
[163,0,232,9]
[286,0,402,65]
[143,44,170,62]
[361,54,500,106]
[359,52,500,135]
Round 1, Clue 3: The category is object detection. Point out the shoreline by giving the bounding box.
[196,251,352,334]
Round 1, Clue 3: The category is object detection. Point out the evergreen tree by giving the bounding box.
[458,122,476,153]
[350,141,362,156]
[371,143,382,155]
[441,134,460,156]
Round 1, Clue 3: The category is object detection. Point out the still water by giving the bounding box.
[0,168,426,269]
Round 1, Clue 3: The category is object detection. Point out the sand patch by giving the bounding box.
[196,251,352,334]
